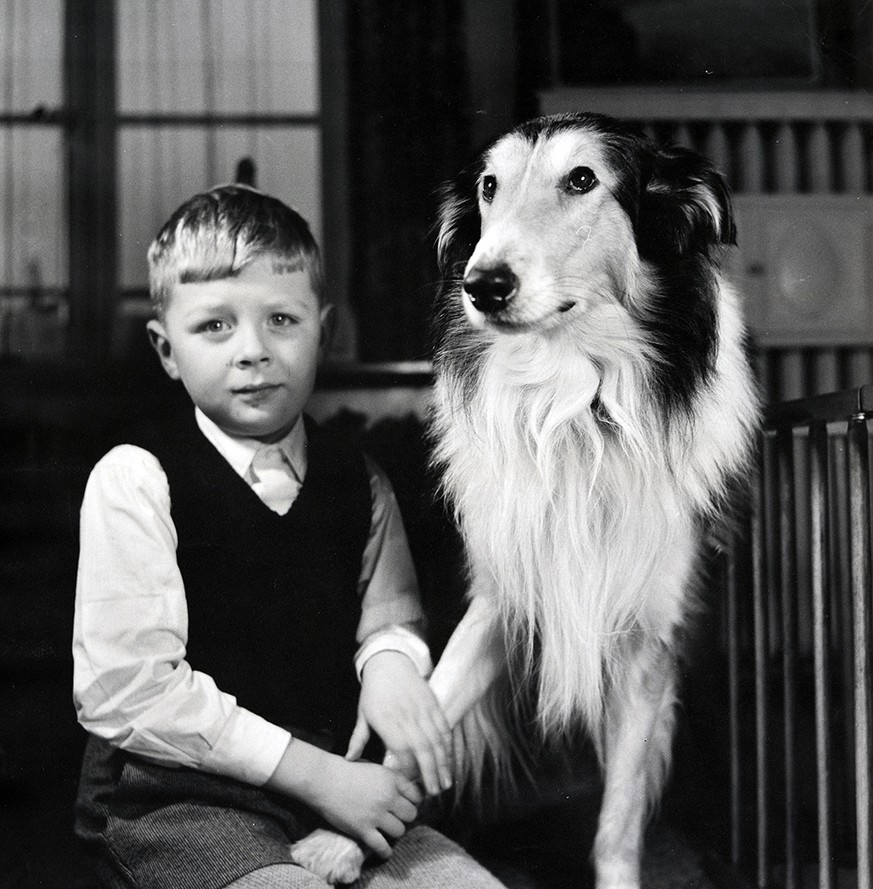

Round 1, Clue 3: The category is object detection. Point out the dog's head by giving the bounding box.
[436,111,734,334]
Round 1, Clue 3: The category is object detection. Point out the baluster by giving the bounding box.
[727,540,742,867]
[753,440,772,888]
[840,122,866,193]
[738,122,765,194]
[810,422,836,889]
[755,348,774,406]
[830,431,857,844]
[847,348,873,388]
[773,121,799,193]
[848,411,873,889]
[808,122,832,193]
[780,350,807,401]
[778,428,799,889]
[812,349,840,395]
[674,121,694,150]
[705,122,732,187]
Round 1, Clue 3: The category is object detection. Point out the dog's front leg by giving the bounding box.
[593,637,678,889]
[429,591,505,722]
[291,594,503,884]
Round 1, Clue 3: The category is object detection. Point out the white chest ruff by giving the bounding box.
[432,340,710,736]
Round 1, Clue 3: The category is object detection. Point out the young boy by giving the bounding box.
[72,185,506,889]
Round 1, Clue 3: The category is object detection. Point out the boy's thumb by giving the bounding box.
[345,715,370,760]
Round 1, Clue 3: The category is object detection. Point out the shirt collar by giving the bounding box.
[194,408,307,482]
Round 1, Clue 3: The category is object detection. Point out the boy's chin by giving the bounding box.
[212,414,301,443]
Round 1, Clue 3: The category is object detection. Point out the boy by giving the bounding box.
[72,185,506,889]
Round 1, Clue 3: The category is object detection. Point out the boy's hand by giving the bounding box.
[346,650,453,796]
[267,739,421,859]
[312,756,421,859]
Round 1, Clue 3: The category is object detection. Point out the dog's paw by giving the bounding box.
[290,828,367,885]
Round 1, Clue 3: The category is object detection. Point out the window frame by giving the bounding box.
[62,0,348,364]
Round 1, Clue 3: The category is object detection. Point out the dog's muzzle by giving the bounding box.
[463,264,518,314]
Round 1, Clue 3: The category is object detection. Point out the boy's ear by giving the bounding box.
[146,320,181,380]
[318,303,337,361]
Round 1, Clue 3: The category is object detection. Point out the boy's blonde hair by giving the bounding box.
[147,184,322,318]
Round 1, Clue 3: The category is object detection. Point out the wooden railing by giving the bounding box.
[725,386,873,889]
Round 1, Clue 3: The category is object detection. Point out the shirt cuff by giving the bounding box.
[354,625,433,682]
[200,707,292,787]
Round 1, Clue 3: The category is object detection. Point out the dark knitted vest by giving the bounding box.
[153,410,371,743]
[74,411,373,889]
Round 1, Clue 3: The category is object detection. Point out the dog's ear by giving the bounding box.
[435,161,484,279]
[637,145,735,261]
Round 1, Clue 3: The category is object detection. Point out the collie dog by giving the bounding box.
[291,112,759,887]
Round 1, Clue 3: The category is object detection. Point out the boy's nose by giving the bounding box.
[234,328,271,367]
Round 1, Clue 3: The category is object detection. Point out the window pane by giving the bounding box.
[0,0,64,111]
[116,0,319,115]
[0,128,66,289]
[118,125,321,289]
[1,0,66,288]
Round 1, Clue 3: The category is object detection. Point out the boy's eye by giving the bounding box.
[200,319,226,333]
[271,313,298,326]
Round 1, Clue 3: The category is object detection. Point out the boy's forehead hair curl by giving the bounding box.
[148,184,322,316]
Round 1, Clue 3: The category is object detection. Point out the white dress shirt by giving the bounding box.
[73,409,432,788]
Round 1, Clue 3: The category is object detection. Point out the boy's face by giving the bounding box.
[147,255,333,442]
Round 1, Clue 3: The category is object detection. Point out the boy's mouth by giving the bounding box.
[233,383,280,394]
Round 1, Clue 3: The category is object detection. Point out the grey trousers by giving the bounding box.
[225,826,507,888]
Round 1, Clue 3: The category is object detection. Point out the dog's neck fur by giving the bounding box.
[431,274,756,743]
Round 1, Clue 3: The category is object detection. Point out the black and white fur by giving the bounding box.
[291,112,759,887]
[427,112,760,889]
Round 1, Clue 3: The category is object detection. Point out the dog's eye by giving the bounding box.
[481,174,497,203]
[566,166,598,194]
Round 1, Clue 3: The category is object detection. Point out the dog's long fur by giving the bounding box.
[428,112,760,888]
[291,112,760,888]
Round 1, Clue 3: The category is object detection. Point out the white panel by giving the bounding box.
[729,195,873,346]
[0,127,66,287]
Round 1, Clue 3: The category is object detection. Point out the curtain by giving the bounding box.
[346,0,471,361]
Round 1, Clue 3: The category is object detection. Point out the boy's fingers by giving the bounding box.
[345,715,370,761]
[392,796,418,824]
[398,778,424,806]
[380,812,407,839]
[364,830,393,860]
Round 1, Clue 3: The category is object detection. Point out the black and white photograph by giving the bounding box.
[2,2,872,888]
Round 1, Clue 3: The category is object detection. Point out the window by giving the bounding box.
[0,0,343,362]
[0,0,67,358]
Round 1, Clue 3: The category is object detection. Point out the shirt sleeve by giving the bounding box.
[72,445,290,787]
[353,456,433,680]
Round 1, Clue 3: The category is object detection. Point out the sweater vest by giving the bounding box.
[136,409,372,747]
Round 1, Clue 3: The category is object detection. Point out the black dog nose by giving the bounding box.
[463,265,518,313]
